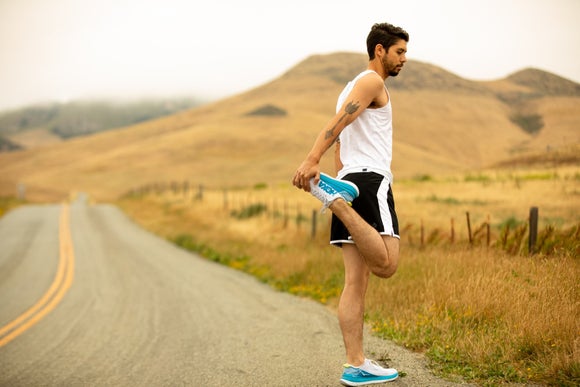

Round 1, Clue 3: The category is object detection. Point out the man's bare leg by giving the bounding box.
[339,244,370,366]
[329,199,400,278]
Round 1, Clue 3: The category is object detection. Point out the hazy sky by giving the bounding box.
[1,0,579,111]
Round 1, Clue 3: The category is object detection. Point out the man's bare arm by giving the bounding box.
[292,73,384,191]
[324,101,361,141]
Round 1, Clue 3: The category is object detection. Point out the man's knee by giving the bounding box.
[371,261,398,279]
[373,236,399,278]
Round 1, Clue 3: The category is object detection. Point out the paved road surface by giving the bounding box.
[0,198,468,386]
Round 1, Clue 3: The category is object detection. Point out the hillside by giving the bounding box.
[0,53,578,202]
[0,97,204,151]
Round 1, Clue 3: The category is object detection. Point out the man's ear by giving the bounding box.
[375,43,386,57]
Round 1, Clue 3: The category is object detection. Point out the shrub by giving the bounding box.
[230,203,267,219]
[510,113,544,135]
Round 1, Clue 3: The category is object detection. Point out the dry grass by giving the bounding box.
[117,168,579,385]
[396,166,580,234]
[368,248,579,385]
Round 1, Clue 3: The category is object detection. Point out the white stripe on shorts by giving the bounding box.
[378,177,400,239]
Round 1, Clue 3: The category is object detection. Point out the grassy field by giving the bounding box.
[118,167,579,386]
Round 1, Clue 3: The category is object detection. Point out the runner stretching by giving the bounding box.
[292,22,409,386]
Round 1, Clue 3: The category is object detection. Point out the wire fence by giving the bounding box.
[122,182,579,257]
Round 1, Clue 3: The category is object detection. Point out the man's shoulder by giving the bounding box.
[352,71,385,92]
[353,69,382,82]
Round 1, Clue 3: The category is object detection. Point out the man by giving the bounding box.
[292,23,409,386]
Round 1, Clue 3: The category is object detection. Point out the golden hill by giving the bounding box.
[0,52,578,202]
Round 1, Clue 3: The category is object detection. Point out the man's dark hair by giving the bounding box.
[366,23,409,60]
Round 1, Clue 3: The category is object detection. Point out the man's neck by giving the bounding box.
[368,60,387,80]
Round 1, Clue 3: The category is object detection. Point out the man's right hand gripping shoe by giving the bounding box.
[309,172,359,212]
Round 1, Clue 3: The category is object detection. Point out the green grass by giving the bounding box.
[424,194,488,206]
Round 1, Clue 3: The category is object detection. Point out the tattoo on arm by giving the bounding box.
[345,101,360,114]
[324,100,360,141]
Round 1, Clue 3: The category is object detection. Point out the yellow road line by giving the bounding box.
[0,204,75,347]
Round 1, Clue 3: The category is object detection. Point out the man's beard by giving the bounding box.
[382,57,403,77]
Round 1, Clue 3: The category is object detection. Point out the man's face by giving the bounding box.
[381,39,407,77]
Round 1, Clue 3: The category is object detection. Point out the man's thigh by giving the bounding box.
[342,244,370,285]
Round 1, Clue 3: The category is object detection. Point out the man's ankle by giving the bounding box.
[329,197,350,212]
[346,356,365,367]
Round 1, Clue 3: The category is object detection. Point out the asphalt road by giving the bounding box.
[0,198,469,386]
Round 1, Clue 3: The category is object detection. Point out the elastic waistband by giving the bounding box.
[338,167,393,183]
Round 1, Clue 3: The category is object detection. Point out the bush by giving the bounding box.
[230,203,267,219]
[510,113,544,135]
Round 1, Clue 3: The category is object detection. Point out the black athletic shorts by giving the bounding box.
[330,172,400,247]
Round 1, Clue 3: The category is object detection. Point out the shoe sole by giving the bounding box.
[340,374,398,386]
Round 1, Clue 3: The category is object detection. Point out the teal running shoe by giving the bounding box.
[309,172,359,211]
[319,173,359,202]
[340,359,398,386]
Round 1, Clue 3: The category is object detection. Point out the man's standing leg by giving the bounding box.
[339,244,370,366]
[307,174,401,384]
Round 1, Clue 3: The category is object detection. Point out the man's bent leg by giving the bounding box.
[339,244,370,366]
[381,235,400,276]
[330,199,399,278]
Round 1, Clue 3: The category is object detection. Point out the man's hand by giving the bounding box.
[292,160,320,192]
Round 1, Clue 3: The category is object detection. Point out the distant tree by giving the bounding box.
[510,114,544,135]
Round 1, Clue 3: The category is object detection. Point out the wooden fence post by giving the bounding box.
[529,207,539,255]
[486,214,491,247]
[296,203,301,229]
[466,211,473,245]
[311,209,317,239]
[450,217,455,244]
[195,184,204,201]
[17,183,26,200]
[502,223,510,249]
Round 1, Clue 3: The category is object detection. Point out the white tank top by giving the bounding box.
[336,70,393,183]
